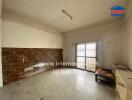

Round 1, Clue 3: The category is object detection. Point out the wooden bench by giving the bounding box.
[95,68,115,85]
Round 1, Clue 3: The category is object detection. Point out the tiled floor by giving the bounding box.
[0,68,116,100]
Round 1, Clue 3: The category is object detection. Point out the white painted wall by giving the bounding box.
[63,20,123,68]
[2,20,63,48]
[123,1,132,68]
[0,19,3,87]
[0,0,3,87]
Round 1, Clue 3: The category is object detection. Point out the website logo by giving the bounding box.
[111,5,126,16]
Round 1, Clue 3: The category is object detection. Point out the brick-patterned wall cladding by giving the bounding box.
[2,48,63,85]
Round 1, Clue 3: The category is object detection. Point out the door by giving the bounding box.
[76,43,85,70]
[86,43,97,72]
[76,42,97,72]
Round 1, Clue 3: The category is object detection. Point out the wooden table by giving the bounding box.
[116,69,132,100]
[95,68,115,85]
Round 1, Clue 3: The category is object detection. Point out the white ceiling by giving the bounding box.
[2,0,127,32]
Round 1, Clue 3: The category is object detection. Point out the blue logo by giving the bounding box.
[111,5,126,16]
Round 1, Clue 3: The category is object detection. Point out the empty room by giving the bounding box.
[0,0,132,100]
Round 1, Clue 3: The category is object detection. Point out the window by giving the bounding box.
[76,42,97,72]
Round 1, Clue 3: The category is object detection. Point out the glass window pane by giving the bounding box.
[86,58,96,72]
[77,57,85,69]
[77,44,85,56]
[86,43,96,57]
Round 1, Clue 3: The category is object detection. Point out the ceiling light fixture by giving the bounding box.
[45,9,73,32]
[62,9,73,20]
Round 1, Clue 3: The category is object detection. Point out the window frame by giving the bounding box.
[75,42,98,72]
